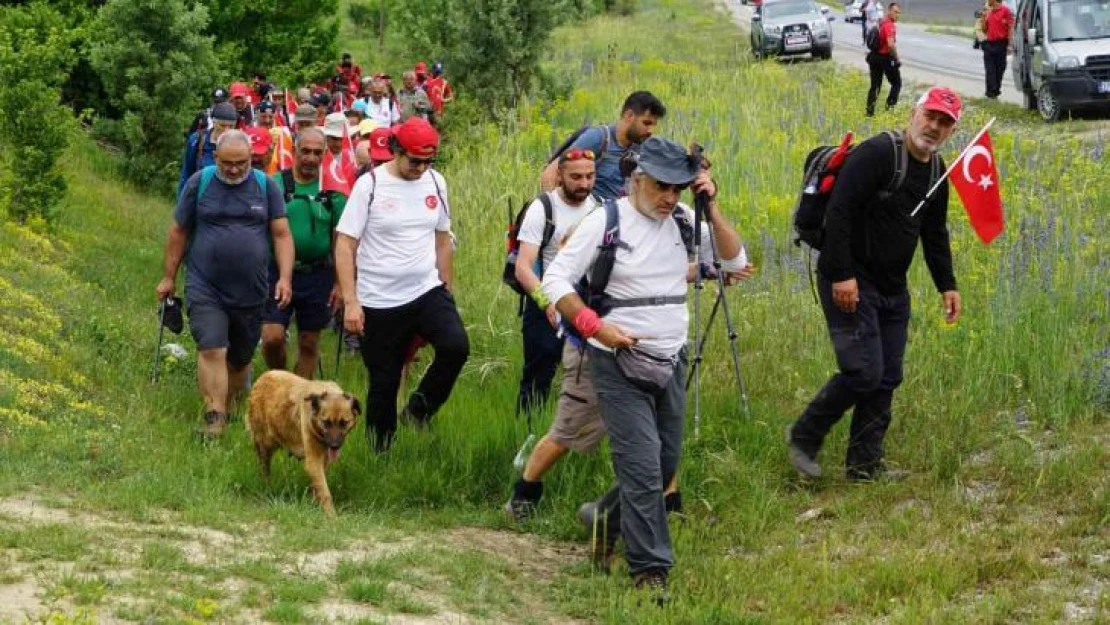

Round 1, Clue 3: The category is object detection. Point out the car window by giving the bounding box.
[763,0,820,18]
[1048,0,1110,41]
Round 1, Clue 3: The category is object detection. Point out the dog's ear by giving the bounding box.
[344,393,361,416]
[305,393,322,414]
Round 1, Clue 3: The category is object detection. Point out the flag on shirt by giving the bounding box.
[949,130,1004,244]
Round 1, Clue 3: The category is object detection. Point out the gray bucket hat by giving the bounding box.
[211,102,238,123]
[636,137,699,185]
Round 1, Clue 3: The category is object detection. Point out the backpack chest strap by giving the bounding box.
[606,294,687,309]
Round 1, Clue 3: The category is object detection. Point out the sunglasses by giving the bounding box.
[655,181,690,193]
[405,155,436,167]
[562,148,596,162]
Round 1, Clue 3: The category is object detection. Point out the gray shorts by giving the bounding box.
[547,343,606,453]
[187,301,264,369]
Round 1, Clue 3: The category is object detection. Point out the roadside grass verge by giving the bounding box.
[1,0,1108,622]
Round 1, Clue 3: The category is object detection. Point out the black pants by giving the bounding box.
[517,296,563,415]
[982,40,1008,98]
[790,277,910,476]
[359,285,470,452]
[866,53,901,116]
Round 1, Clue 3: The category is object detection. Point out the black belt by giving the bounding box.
[606,295,686,309]
[293,259,332,273]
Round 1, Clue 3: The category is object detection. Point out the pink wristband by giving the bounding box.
[573,308,603,339]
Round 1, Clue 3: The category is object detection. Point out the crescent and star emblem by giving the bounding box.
[963,145,994,191]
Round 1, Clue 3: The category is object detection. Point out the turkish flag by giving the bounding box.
[949,131,1004,244]
[321,146,355,196]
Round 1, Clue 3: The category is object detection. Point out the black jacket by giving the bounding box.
[818,132,957,296]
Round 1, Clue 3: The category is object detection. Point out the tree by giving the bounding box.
[89,0,220,191]
[0,2,79,224]
[199,0,340,87]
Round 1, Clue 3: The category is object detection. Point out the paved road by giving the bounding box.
[728,1,1023,105]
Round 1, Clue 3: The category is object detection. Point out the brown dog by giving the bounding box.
[246,370,360,517]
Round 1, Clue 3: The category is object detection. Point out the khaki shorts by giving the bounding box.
[547,342,606,453]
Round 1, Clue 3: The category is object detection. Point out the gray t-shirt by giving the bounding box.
[174,169,287,309]
[569,125,628,200]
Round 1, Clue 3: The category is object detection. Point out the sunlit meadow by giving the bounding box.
[0,0,1107,622]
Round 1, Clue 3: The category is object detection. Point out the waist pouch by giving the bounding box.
[614,347,678,394]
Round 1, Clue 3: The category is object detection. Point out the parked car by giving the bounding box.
[1012,0,1110,121]
[751,0,835,60]
[844,0,883,24]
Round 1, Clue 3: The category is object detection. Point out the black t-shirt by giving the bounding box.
[817,132,957,296]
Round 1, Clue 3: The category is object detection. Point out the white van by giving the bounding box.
[1012,0,1110,121]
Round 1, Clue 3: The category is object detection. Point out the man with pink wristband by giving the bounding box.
[541,137,752,602]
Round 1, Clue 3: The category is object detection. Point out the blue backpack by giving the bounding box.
[196,166,270,204]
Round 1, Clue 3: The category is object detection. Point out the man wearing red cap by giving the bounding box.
[245,127,273,172]
[229,82,255,128]
[788,86,963,482]
[335,118,469,453]
[414,61,428,88]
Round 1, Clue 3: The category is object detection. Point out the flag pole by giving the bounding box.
[909,116,996,218]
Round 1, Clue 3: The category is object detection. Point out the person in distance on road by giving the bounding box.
[157,130,294,439]
[539,90,667,201]
[787,87,963,482]
[335,118,468,453]
[978,0,1014,99]
[261,128,347,381]
[865,2,902,117]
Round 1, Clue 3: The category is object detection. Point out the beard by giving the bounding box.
[215,168,251,186]
[561,186,592,203]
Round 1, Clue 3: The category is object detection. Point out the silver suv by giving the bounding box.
[751,0,835,60]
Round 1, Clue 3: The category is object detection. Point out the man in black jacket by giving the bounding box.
[788,87,964,481]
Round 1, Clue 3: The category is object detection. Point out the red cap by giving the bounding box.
[230,82,251,98]
[414,61,428,74]
[369,127,393,162]
[392,117,438,158]
[917,87,962,122]
[246,126,272,155]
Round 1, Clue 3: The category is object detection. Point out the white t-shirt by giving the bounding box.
[363,97,400,126]
[542,198,747,358]
[518,191,599,272]
[336,165,451,309]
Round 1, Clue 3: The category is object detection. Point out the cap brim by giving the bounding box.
[638,161,697,185]
[370,148,392,161]
[923,104,960,121]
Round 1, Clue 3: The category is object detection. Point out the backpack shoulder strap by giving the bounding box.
[597,125,611,155]
[194,130,207,170]
[280,169,295,203]
[197,166,216,204]
[253,169,268,195]
[883,130,909,192]
[429,170,449,218]
[672,207,695,258]
[588,199,622,297]
[365,166,378,216]
[538,192,555,250]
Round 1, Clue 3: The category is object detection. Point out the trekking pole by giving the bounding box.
[334,307,344,380]
[690,145,707,439]
[686,287,722,390]
[151,298,167,383]
[705,217,751,418]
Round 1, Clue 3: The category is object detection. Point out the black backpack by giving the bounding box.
[864,22,882,52]
[548,124,611,164]
[792,130,938,250]
[502,193,556,295]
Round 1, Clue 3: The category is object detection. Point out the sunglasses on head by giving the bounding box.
[562,148,595,162]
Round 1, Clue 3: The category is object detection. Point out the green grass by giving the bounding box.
[0,0,1107,622]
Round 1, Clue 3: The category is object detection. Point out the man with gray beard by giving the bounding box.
[157,130,295,439]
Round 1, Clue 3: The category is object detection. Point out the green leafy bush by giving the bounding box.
[88,0,220,192]
[0,2,78,224]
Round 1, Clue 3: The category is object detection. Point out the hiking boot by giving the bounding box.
[786,426,821,478]
[199,411,229,440]
[847,462,909,483]
[503,479,543,523]
[577,500,599,529]
[632,569,670,606]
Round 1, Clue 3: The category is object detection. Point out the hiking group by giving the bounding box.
[156,46,967,602]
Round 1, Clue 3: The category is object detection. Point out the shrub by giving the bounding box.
[88,0,220,193]
[0,2,79,224]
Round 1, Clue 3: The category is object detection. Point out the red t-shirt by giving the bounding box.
[423,77,453,114]
[878,18,896,55]
[984,4,1014,42]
